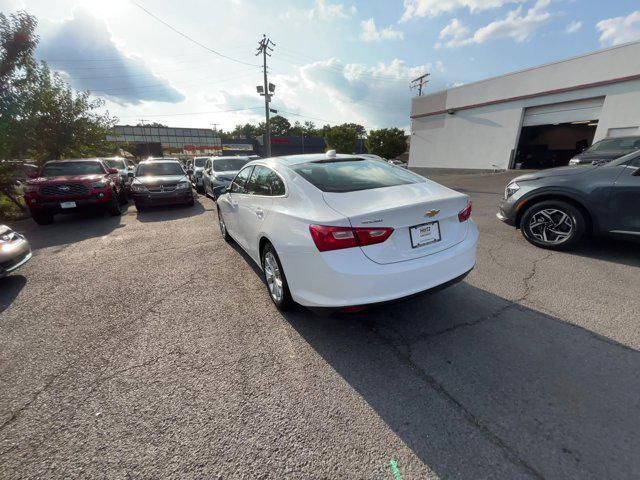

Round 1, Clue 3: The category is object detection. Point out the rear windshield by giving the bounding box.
[104,159,125,169]
[291,158,422,193]
[588,137,640,152]
[213,158,249,172]
[42,162,104,176]
[194,158,208,167]
[136,162,185,176]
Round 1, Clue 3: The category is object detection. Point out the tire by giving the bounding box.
[196,183,204,194]
[118,187,128,204]
[261,242,293,311]
[186,196,194,207]
[135,202,145,212]
[31,211,54,225]
[107,191,122,217]
[216,205,231,242]
[520,200,586,250]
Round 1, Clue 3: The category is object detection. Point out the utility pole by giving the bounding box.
[256,35,275,157]
[210,123,220,156]
[410,73,430,96]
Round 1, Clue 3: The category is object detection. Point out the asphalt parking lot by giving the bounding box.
[1,172,639,479]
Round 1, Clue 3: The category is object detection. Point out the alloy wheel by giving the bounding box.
[263,251,284,303]
[528,208,573,245]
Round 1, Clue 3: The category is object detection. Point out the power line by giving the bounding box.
[131,1,259,67]
[118,106,264,119]
[410,73,430,96]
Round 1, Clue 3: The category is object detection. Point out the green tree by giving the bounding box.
[366,128,407,160]
[324,125,357,153]
[269,115,291,136]
[230,122,264,139]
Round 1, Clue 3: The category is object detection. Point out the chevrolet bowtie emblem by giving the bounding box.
[425,209,440,218]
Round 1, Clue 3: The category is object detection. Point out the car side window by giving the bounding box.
[229,166,253,194]
[246,166,286,196]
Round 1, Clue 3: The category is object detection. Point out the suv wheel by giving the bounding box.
[520,200,586,250]
[261,242,293,311]
[107,190,123,216]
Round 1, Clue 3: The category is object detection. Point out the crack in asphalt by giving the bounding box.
[519,252,554,304]
[367,315,544,479]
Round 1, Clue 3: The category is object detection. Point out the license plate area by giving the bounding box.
[60,201,77,209]
[410,221,441,248]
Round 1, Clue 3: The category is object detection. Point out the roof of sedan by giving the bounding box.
[268,152,364,167]
[44,158,103,163]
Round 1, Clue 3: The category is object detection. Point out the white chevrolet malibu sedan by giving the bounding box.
[216,151,478,312]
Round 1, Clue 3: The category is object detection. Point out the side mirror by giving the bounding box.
[127,172,134,178]
[187,169,194,175]
[213,185,227,196]
[107,168,119,174]
[632,167,640,176]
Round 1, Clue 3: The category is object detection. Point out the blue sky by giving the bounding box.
[2,0,640,131]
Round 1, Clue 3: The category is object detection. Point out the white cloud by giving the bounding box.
[37,8,184,105]
[565,20,582,34]
[438,0,552,48]
[308,0,354,21]
[360,18,404,42]
[213,58,437,130]
[596,11,640,46]
[437,18,470,48]
[400,0,525,21]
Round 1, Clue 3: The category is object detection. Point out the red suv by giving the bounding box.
[23,158,127,225]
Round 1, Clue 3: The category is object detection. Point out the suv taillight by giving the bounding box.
[309,224,394,252]
[458,201,472,222]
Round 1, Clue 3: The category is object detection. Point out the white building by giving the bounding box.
[409,41,640,173]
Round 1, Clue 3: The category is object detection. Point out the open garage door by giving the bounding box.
[522,97,604,127]
[514,98,603,169]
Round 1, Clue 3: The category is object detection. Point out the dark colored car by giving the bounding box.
[129,160,194,211]
[0,225,32,278]
[497,151,640,249]
[569,136,640,165]
[202,156,251,199]
[23,159,127,225]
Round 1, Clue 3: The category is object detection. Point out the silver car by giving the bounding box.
[202,156,251,199]
[192,157,211,193]
[103,157,135,194]
[0,225,32,278]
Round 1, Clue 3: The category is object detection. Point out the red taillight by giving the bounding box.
[309,225,394,252]
[458,201,472,222]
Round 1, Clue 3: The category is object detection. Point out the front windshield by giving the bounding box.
[609,150,640,167]
[42,162,104,177]
[194,158,208,167]
[588,137,640,152]
[136,162,185,176]
[213,158,250,172]
[104,159,125,169]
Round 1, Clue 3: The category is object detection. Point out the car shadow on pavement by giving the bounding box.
[134,199,206,222]
[567,236,640,268]
[0,275,26,315]
[11,204,130,251]
[281,282,640,479]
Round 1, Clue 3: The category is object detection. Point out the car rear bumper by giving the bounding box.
[282,221,479,308]
[132,189,193,206]
[0,239,32,278]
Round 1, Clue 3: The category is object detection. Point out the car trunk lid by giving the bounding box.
[322,182,470,264]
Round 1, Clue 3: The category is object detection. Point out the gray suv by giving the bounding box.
[498,151,640,249]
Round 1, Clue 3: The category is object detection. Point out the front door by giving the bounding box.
[223,166,253,241]
[239,166,275,261]
[608,155,640,235]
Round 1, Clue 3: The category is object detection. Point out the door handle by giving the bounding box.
[255,207,264,218]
